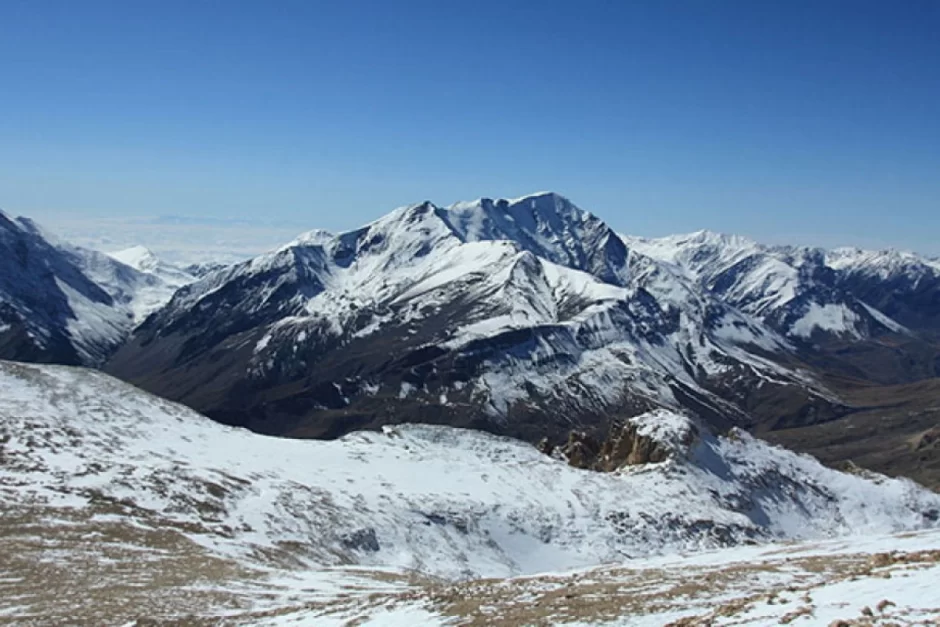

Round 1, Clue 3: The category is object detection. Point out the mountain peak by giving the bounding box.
[448,191,574,214]
[682,229,758,249]
[505,190,572,205]
[287,228,335,249]
[109,245,160,271]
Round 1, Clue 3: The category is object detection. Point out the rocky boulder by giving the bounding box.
[558,410,700,471]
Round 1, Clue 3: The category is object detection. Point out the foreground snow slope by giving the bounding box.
[1,360,938,584]
[280,530,939,627]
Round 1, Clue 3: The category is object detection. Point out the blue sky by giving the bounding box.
[1,0,938,253]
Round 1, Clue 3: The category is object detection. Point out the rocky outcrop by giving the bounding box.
[558,411,701,471]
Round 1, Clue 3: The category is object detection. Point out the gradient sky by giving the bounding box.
[1,0,938,253]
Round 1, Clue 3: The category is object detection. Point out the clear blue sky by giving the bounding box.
[1,0,938,252]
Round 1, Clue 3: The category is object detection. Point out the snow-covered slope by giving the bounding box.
[2,359,938,583]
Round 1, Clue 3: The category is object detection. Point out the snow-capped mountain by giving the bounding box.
[5,194,939,486]
[624,229,940,344]
[106,245,197,320]
[109,244,196,287]
[0,211,196,366]
[108,193,840,442]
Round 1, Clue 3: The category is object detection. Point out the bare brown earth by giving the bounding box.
[762,376,940,491]
[3,497,939,626]
[0,503,259,626]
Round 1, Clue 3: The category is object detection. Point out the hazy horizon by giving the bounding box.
[2,1,938,255]
[14,191,939,265]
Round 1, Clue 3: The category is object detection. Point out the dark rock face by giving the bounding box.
[340,528,380,553]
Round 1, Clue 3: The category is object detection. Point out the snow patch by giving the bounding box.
[790,303,862,339]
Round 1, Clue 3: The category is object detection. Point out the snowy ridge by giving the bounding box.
[624,229,927,340]
[827,246,940,277]
[1,360,937,583]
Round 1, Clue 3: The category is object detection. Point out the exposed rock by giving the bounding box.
[915,426,940,451]
[560,410,700,471]
[340,528,380,553]
[561,431,602,470]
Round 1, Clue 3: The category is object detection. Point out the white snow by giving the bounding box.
[2,360,940,625]
[627,409,696,452]
[790,302,862,339]
[858,300,909,334]
[1,361,938,584]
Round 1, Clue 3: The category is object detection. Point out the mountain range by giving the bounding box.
[2,194,939,487]
[3,193,940,623]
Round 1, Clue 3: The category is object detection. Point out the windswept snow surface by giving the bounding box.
[2,360,940,625]
[1,361,938,583]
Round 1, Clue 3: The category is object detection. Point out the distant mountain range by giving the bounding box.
[2,194,939,487]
